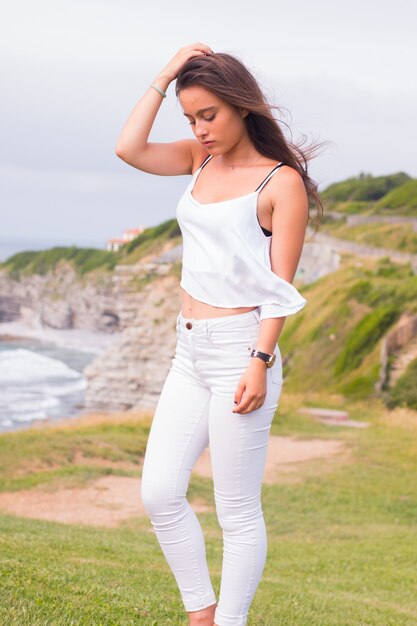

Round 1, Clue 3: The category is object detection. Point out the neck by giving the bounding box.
[220,141,261,169]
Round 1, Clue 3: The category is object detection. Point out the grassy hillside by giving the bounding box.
[0,246,119,280]
[320,221,417,254]
[375,179,417,212]
[284,256,417,409]
[321,172,417,218]
[322,171,409,203]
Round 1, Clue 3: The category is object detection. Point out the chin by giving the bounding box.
[207,145,222,154]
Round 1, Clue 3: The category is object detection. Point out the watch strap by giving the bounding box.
[250,349,275,368]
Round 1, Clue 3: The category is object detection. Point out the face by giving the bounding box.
[179,86,248,154]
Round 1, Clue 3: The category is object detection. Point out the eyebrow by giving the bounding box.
[183,106,217,117]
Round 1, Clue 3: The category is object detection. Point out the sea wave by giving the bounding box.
[0,349,87,429]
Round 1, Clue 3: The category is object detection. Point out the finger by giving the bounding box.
[196,42,213,52]
[242,398,259,413]
[188,42,213,53]
[232,400,245,412]
[234,383,246,405]
[234,403,254,415]
[233,395,255,414]
[236,395,265,414]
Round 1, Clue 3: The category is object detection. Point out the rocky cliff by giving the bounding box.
[0,261,118,331]
[83,272,182,411]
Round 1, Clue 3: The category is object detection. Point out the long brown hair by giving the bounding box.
[175,52,327,232]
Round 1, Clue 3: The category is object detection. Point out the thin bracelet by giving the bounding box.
[150,82,167,98]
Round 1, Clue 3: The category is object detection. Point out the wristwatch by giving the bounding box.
[250,349,276,368]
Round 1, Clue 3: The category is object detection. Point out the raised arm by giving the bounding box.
[115,43,213,176]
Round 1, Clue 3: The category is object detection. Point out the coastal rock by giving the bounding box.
[83,274,181,412]
[0,295,21,322]
[0,263,119,332]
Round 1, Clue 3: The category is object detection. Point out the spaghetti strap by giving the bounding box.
[255,162,285,192]
[191,155,213,190]
[200,154,213,169]
[195,154,213,175]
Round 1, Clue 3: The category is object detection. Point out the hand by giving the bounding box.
[158,43,214,83]
[232,358,267,414]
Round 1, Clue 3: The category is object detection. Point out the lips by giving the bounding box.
[203,141,215,145]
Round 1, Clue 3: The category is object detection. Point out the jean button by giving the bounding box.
[185,322,193,329]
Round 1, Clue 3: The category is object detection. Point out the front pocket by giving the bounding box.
[207,325,259,353]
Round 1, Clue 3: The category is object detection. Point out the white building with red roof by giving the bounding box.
[106,227,145,252]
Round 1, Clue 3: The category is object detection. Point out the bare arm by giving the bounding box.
[233,166,309,414]
[115,43,213,176]
[255,166,309,352]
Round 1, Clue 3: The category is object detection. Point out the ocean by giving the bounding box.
[0,319,121,434]
[0,335,98,433]
[0,237,116,433]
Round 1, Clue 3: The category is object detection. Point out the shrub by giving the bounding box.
[385,357,417,410]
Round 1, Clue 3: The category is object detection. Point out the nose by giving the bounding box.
[194,121,208,138]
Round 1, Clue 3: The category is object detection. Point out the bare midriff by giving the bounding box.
[181,287,257,319]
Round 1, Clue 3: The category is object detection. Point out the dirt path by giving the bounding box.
[0,436,349,528]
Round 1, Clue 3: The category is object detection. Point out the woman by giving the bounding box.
[116,43,323,626]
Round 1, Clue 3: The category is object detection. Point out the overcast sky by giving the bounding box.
[1,0,416,254]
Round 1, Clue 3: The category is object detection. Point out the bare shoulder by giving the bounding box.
[190,141,211,174]
[269,164,308,210]
[276,164,306,191]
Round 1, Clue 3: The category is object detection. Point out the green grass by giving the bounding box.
[0,246,119,280]
[0,416,150,492]
[375,180,417,212]
[321,172,417,216]
[333,303,401,375]
[320,221,417,254]
[0,399,416,625]
[321,172,410,205]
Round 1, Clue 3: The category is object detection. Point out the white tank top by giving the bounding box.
[175,154,307,320]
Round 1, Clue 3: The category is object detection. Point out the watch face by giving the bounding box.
[268,353,276,368]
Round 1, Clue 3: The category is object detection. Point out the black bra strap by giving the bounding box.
[255,162,285,192]
[199,154,213,170]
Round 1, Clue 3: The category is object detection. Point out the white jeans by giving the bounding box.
[140,307,283,626]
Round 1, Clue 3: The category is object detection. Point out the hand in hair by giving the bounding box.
[160,43,213,82]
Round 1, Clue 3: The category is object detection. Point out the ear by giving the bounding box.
[240,108,249,119]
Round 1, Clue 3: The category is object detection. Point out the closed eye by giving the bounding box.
[188,115,216,125]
